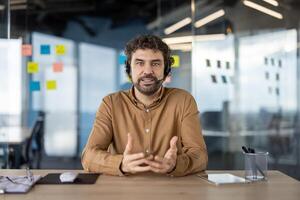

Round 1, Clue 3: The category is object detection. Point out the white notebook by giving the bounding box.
[0,175,42,193]
[198,173,250,185]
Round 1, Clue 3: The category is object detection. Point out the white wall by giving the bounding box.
[0,39,22,115]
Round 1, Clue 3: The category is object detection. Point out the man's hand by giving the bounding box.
[121,133,151,174]
[145,136,178,174]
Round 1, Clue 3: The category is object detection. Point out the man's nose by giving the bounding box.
[143,63,153,74]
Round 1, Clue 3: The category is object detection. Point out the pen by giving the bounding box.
[242,146,257,179]
[242,146,249,153]
[248,147,255,153]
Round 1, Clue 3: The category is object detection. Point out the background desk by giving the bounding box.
[0,127,31,168]
[0,127,31,144]
[0,170,299,200]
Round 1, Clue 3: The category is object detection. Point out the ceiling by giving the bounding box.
[5,0,300,36]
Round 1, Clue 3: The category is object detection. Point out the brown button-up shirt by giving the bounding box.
[81,87,208,176]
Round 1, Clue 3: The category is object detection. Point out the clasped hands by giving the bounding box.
[121,133,178,174]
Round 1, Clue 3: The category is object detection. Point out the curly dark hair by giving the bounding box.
[124,35,174,76]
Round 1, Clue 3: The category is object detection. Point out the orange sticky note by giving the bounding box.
[53,62,63,72]
[55,45,66,55]
[46,80,57,90]
[22,44,32,56]
[27,62,39,73]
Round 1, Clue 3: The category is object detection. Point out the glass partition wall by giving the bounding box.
[160,0,300,179]
[0,0,299,180]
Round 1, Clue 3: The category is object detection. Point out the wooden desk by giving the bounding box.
[0,170,299,200]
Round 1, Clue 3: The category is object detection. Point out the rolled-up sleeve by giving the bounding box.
[81,96,124,176]
[169,95,208,176]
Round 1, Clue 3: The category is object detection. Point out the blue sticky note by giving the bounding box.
[30,81,41,91]
[40,45,50,55]
[118,54,127,65]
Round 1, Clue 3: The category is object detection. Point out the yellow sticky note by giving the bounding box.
[171,55,180,68]
[46,80,57,90]
[55,45,66,55]
[27,62,39,73]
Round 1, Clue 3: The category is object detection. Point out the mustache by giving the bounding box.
[138,74,158,82]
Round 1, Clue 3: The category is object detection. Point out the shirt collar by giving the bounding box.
[128,86,165,108]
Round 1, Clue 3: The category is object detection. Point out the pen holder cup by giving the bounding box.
[244,152,268,181]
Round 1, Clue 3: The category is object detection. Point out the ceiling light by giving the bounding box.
[263,0,279,7]
[243,0,283,19]
[194,9,225,28]
[194,34,226,41]
[11,4,27,10]
[163,36,193,44]
[10,0,27,5]
[169,43,192,52]
[163,34,226,45]
[164,17,192,35]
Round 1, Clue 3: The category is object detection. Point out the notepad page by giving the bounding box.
[0,175,41,193]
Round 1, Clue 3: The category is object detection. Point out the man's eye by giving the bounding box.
[152,63,160,67]
[136,61,143,66]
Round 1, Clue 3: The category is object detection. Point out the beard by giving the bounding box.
[133,74,163,96]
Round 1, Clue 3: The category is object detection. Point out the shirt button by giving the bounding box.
[145,149,150,154]
[145,128,150,133]
[146,109,149,113]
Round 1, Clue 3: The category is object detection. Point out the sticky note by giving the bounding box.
[22,44,32,56]
[118,54,127,65]
[30,81,40,91]
[40,45,51,55]
[171,55,180,68]
[53,62,63,72]
[46,80,57,90]
[56,45,66,55]
[27,62,39,73]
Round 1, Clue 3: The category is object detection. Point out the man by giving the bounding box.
[81,35,208,176]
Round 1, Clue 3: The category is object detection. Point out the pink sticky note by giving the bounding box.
[22,44,32,56]
[53,62,63,72]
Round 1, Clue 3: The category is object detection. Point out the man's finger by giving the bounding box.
[164,149,177,160]
[154,155,163,163]
[129,158,148,167]
[170,136,178,150]
[164,158,174,166]
[146,154,154,161]
[144,160,164,169]
[133,165,151,172]
[126,152,145,162]
[150,166,163,173]
[124,133,133,155]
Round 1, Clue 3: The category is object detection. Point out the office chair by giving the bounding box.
[7,112,45,169]
[23,114,45,169]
